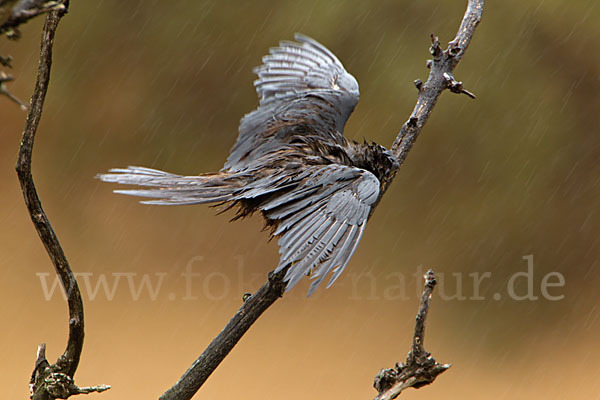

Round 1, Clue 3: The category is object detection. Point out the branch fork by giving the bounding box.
[0,0,67,36]
[14,3,110,399]
[427,33,476,99]
[30,344,110,400]
[373,270,450,400]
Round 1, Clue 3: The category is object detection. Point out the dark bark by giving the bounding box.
[0,0,66,35]
[0,0,65,109]
[373,270,449,399]
[15,4,109,399]
[160,268,288,400]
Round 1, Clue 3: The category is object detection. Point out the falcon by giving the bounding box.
[99,34,399,296]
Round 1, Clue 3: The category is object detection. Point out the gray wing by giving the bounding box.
[98,164,379,295]
[225,34,360,171]
[260,164,379,296]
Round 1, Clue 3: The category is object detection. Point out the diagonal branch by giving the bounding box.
[162,1,484,399]
[160,268,288,400]
[15,4,109,399]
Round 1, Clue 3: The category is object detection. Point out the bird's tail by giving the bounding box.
[97,166,243,205]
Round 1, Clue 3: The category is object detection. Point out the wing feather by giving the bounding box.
[224,34,360,171]
[260,165,379,295]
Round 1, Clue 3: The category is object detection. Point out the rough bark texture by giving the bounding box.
[15,4,109,399]
[0,0,65,35]
[160,268,288,400]
[373,270,449,399]
[383,0,484,195]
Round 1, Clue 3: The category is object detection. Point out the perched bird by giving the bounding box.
[99,34,399,296]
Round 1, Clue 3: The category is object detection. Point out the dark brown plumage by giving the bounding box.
[99,34,399,295]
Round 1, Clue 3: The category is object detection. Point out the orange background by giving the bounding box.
[1,1,599,399]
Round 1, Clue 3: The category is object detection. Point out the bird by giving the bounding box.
[98,34,399,296]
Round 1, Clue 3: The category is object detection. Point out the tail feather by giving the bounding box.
[97,166,241,205]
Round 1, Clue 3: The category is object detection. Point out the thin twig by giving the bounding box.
[160,268,288,400]
[15,4,108,400]
[0,70,27,109]
[0,0,65,35]
[373,270,449,400]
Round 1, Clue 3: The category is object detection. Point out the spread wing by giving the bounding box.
[225,34,360,171]
[260,164,379,296]
[98,163,379,295]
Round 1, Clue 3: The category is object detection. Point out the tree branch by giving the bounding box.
[160,1,484,399]
[15,4,109,399]
[0,70,27,109]
[373,270,449,400]
[386,0,484,186]
[1,1,67,110]
[160,268,288,400]
[0,0,66,36]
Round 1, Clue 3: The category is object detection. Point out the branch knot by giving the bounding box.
[443,72,476,99]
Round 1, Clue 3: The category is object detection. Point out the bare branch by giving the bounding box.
[160,268,289,400]
[0,70,27,109]
[370,3,485,397]
[15,3,109,399]
[373,270,450,400]
[0,0,66,36]
[15,4,84,379]
[387,0,484,177]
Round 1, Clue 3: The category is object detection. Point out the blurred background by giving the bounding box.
[1,0,599,398]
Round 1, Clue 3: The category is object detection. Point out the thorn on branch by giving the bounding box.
[0,70,14,83]
[429,34,442,60]
[44,372,110,398]
[6,27,20,39]
[425,59,432,69]
[0,54,13,67]
[442,72,476,99]
[30,343,50,396]
[73,384,112,395]
[0,71,27,109]
[413,79,423,91]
